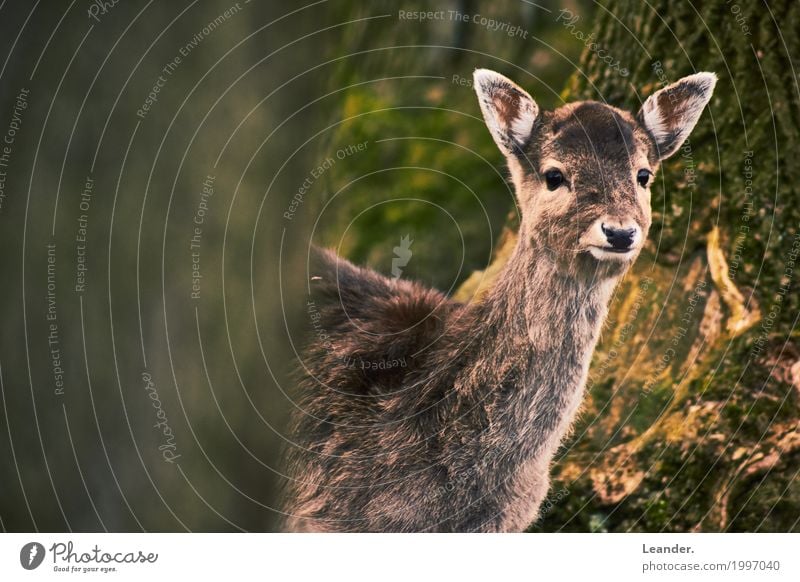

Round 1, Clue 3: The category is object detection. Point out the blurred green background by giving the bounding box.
[1,0,798,532]
[0,0,590,532]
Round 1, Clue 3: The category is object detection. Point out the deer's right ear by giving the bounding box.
[474,69,539,157]
[637,72,717,160]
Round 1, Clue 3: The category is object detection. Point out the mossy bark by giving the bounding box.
[461,0,800,532]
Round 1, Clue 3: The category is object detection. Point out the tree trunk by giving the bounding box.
[482,0,800,532]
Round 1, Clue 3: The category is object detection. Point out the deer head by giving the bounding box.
[474,69,716,277]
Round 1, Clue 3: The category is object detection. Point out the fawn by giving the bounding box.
[282,68,716,532]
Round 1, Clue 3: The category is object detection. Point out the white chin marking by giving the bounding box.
[588,246,636,261]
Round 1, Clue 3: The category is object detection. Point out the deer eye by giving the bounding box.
[544,169,565,191]
[637,169,652,188]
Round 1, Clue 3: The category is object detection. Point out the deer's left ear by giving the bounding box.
[474,69,539,157]
[638,72,717,160]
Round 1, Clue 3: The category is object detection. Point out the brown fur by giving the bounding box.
[280,69,716,532]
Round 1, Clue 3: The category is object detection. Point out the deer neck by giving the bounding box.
[486,233,619,352]
[467,230,623,451]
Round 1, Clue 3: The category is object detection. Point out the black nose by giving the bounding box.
[601,224,636,250]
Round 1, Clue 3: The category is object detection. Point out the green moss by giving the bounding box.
[531,0,800,532]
